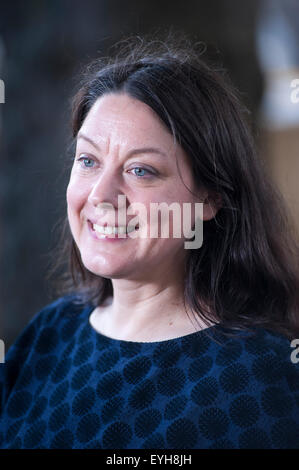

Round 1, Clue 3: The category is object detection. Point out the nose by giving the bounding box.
[88,166,124,212]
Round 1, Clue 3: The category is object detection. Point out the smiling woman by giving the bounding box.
[66,91,208,301]
[0,34,299,450]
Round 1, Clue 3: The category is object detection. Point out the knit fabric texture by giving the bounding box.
[0,294,298,449]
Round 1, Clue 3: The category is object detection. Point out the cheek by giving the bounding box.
[140,189,197,231]
[148,236,186,268]
[66,178,86,214]
[66,179,88,238]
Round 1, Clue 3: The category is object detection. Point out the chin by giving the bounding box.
[80,257,130,279]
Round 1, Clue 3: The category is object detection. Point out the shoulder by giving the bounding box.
[2,294,86,361]
[175,324,298,396]
[182,326,299,447]
[6,293,87,354]
[212,326,299,442]
[208,325,298,384]
[0,294,91,409]
[208,324,294,356]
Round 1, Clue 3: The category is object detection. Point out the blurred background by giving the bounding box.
[1,0,299,349]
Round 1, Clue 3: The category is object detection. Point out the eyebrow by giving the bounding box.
[77,132,168,160]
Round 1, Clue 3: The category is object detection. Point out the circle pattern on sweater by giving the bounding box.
[1,296,298,449]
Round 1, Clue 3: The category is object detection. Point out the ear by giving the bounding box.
[202,192,222,221]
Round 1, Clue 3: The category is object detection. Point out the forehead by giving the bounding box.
[79,92,176,152]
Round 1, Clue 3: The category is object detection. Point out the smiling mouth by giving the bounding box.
[88,220,139,237]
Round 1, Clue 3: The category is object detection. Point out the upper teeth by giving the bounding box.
[93,224,137,234]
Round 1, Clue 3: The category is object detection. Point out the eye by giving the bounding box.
[77,156,96,169]
[75,157,155,178]
[128,167,155,178]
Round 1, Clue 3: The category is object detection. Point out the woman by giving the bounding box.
[1,35,299,449]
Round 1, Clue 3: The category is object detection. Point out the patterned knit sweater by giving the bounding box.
[0,295,298,449]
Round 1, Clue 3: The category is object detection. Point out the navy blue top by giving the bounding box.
[0,294,298,449]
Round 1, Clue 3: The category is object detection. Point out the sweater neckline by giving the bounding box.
[86,303,221,346]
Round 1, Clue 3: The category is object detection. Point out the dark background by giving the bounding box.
[0,0,267,348]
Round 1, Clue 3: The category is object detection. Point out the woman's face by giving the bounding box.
[66,92,206,281]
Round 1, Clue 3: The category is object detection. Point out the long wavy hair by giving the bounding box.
[46,34,299,339]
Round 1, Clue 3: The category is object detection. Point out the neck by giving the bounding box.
[109,273,186,328]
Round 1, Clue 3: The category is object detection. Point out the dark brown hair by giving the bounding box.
[46,34,299,339]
